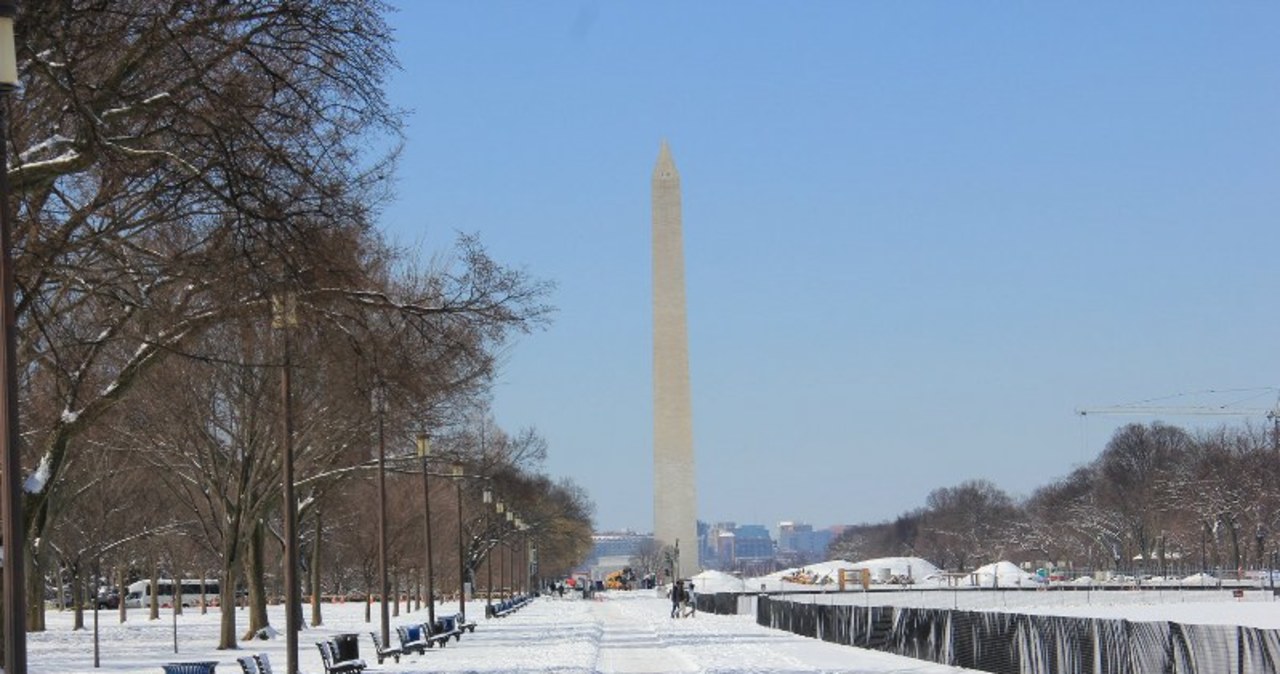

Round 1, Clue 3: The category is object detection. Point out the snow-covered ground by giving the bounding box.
[743,556,1276,592]
[29,593,974,673]
[26,582,1280,672]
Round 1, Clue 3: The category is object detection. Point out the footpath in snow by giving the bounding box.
[30,592,972,673]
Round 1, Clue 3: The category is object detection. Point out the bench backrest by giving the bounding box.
[236,656,260,674]
[162,665,216,674]
[316,641,334,667]
[254,653,274,674]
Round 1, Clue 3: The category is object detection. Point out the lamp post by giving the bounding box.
[488,500,504,616]
[516,518,528,595]
[416,433,436,626]
[506,510,515,596]
[530,544,538,594]
[451,463,466,620]
[271,290,299,674]
[372,384,389,650]
[0,4,23,671]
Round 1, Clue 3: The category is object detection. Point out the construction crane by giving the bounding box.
[1075,387,1280,449]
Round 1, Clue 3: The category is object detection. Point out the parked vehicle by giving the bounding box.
[123,579,220,608]
[95,589,120,609]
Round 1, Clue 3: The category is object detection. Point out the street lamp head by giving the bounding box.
[482,486,493,504]
[415,433,431,458]
[0,1,17,92]
[506,511,514,523]
[495,500,505,514]
[450,463,463,479]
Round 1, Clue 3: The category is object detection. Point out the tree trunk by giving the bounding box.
[217,564,239,649]
[174,570,184,616]
[25,546,45,631]
[1229,519,1243,578]
[1202,521,1210,572]
[72,561,85,630]
[310,511,322,627]
[149,560,160,621]
[241,521,269,640]
[217,536,241,650]
[117,566,127,624]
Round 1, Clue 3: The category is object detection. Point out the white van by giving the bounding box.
[123,579,220,608]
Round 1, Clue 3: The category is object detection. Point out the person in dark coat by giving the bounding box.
[669,581,683,618]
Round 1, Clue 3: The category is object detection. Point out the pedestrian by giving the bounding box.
[669,580,683,618]
[686,581,696,617]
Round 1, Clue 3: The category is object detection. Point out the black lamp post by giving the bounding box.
[0,3,23,671]
[515,518,528,595]
[416,432,435,626]
[506,510,515,596]
[271,291,299,674]
[488,499,503,616]
[451,463,465,619]
[372,384,389,650]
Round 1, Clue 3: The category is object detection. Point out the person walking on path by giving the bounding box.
[669,581,683,618]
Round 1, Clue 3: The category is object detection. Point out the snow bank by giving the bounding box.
[969,560,1043,588]
[689,569,746,593]
[746,557,944,591]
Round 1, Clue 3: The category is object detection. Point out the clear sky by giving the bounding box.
[378,2,1280,533]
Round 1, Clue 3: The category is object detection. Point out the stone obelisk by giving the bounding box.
[652,141,699,573]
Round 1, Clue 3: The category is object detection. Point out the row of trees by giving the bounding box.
[830,422,1280,578]
[2,0,593,657]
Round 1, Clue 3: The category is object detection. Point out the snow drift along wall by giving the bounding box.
[756,596,1280,674]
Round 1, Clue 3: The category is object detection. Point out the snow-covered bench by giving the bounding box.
[316,640,366,674]
[397,622,450,654]
[367,630,402,664]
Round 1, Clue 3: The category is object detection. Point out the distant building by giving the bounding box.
[777,521,834,561]
[590,531,653,558]
[588,531,654,578]
[701,521,735,570]
[735,524,774,560]
[699,522,776,572]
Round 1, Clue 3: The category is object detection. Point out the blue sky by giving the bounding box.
[379,2,1280,533]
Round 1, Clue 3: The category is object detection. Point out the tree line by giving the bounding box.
[2,0,593,654]
[830,421,1279,578]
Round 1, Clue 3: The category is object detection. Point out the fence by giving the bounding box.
[753,595,1280,673]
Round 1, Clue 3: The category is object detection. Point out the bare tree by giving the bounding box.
[6,1,403,640]
[919,479,1018,571]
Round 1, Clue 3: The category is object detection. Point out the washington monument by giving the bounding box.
[652,141,699,573]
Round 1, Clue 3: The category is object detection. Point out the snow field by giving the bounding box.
[30,593,974,673]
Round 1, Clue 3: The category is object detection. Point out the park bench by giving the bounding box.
[236,656,259,674]
[316,640,366,674]
[440,612,476,636]
[492,595,530,618]
[368,630,402,664]
[424,618,457,645]
[395,623,437,654]
[252,654,274,674]
[437,614,464,642]
[162,662,218,674]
